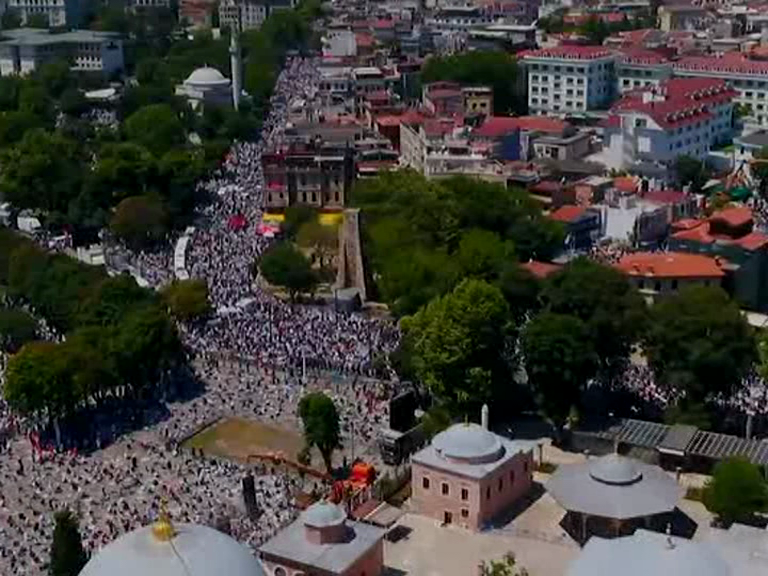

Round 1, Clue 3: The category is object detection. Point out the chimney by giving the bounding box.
[481,404,489,430]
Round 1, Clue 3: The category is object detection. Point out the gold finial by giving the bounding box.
[152,500,176,542]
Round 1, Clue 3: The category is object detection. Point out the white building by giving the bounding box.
[218,0,267,31]
[603,77,736,169]
[129,0,170,10]
[175,66,232,110]
[616,50,673,94]
[322,27,357,58]
[521,46,617,116]
[0,29,124,76]
[6,0,81,27]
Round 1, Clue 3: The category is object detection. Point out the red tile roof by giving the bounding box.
[614,176,639,194]
[531,180,562,195]
[520,46,615,61]
[427,88,462,99]
[611,77,737,130]
[618,48,670,65]
[642,190,688,205]
[550,205,587,223]
[474,116,567,138]
[616,252,725,278]
[355,32,375,47]
[522,261,562,279]
[710,206,752,228]
[735,232,768,251]
[674,52,768,76]
[375,110,427,127]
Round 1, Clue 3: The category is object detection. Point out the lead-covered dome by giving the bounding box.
[78,522,264,576]
[303,501,346,528]
[433,423,505,464]
[589,453,643,486]
[185,66,230,86]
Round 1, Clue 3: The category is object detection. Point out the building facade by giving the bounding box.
[603,77,736,169]
[218,0,267,31]
[6,0,80,27]
[411,422,534,531]
[521,46,617,116]
[0,29,124,76]
[259,501,385,576]
[615,252,726,298]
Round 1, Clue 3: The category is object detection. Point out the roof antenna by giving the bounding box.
[665,523,675,549]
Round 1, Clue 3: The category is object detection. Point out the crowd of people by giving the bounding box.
[0,57,400,576]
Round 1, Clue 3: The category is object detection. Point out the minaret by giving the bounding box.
[229,7,242,111]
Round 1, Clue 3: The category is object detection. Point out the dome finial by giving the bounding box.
[152,499,176,542]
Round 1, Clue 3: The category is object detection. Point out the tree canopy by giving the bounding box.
[110,195,168,250]
[402,279,513,412]
[298,392,341,473]
[259,242,318,300]
[49,509,89,576]
[703,457,768,525]
[0,307,37,353]
[162,279,211,321]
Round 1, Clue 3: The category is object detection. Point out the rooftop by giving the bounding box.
[520,46,615,61]
[522,260,562,279]
[549,205,589,223]
[615,252,725,279]
[0,28,121,46]
[674,52,768,76]
[474,116,568,138]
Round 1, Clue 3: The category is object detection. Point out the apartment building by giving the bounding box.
[616,50,673,94]
[603,77,736,169]
[0,28,124,76]
[218,0,267,31]
[6,0,81,27]
[520,46,617,116]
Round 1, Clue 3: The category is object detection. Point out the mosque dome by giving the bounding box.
[432,423,504,464]
[589,453,643,486]
[78,518,264,576]
[185,67,230,86]
[303,501,346,529]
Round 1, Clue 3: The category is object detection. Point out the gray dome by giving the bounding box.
[589,454,643,486]
[185,67,230,86]
[303,501,346,528]
[78,522,264,576]
[432,423,504,463]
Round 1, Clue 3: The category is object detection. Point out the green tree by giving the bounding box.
[542,258,645,381]
[644,286,757,403]
[162,279,211,321]
[59,88,87,117]
[49,509,88,576]
[0,110,43,148]
[37,60,73,99]
[258,242,318,300]
[26,12,50,28]
[0,308,37,353]
[402,279,513,412]
[703,457,768,526]
[89,142,157,203]
[579,16,610,45]
[0,129,83,213]
[751,147,768,202]
[456,229,510,281]
[497,262,540,323]
[674,155,710,194]
[124,104,184,156]
[282,204,316,239]
[110,195,168,250]
[522,312,597,440]
[78,274,154,327]
[1,8,22,29]
[481,552,529,576]
[298,392,341,473]
[296,220,337,269]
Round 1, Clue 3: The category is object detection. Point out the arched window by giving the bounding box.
[274,567,287,576]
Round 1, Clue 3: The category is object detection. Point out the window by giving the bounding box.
[635,118,647,128]
[442,482,449,496]
[423,477,430,489]
[274,568,287,576]
[654,281,662,292]
[510,471,515,484]
[524,461,529,473]
[461,488,468,501]
[498,478,503,492]
[461,508,469,518]
[671,279,678,290]
[486,487,491,500]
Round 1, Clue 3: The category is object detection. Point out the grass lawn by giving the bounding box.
[183,417,307,462]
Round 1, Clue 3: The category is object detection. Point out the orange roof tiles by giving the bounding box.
[614,176,639,194]
[710,206,753,228]
[616,252,725,278]
[474,116,567,138]
[520,46,615,60]
[522,261,562,279]
[550,205,587,223]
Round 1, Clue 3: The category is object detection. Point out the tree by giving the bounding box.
[497,262,540,323]
[1,8,22,29]
[480,552,529,576]
[26,12,50,28]
[37,60,73,99]
[124,104,185,157]
[89,142,157,203]
[703,457,768,526]
[456,229,510,282]
[522,312,597,440]
[579,16,610,45]
[752,147,768,202]
[298,392,341,473]
[674,155,710,194]
[402,279,513,412]
[0,129,83,213]
[110,195,168,250]
[542,258,645,381]
[162,279,211,321]
[296,220,337,269]
[259,242,318,300]
[282,204,316,239]
[49,509,88,576]
[645,286,756,404]
[0,308,37,353]
[59,88,87,117]
[0,110,43,149]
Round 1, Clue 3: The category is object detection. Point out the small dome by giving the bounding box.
[185,67,230,86]
[78,522,264,576]
[303,501,346,528]
[589,453,643,486]
[432,423,504,463]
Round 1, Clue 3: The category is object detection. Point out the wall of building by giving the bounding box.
[341,539,384,576]
[411,451,533,530]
